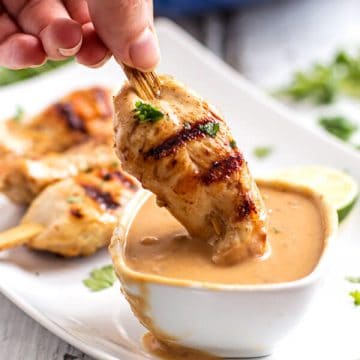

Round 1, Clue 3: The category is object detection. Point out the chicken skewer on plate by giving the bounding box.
[0,165,139,257]
[0,140,119,204]
[114,75,268,265]
[0,86,115,191]
[0,86,113,159]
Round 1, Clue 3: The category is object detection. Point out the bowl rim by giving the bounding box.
[109,178,338,292]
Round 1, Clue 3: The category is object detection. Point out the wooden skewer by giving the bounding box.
[122,64,161,100]
[0,223,43,251]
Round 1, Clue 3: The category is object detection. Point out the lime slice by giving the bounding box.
[266,166,358,222]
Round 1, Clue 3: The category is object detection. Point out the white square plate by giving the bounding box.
[1,19,360,360]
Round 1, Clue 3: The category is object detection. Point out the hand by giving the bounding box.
[0,0,160,71]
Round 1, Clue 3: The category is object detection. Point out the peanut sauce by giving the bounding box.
[125,185,325,284]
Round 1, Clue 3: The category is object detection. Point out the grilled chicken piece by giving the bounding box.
[0,87,113,158]
[114,75,267,265]
[19,165,139,257]
[1,140,119,204]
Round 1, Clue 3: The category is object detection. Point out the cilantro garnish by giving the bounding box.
[280,65,337,104]
[279,50,360,104]
[346,277,360,284]
[198,122,220,138]
[229,139,237,149]
[349,290,360,306]
[83,265,117,292]
[319,116,357,141]
[253,146,273,159]
[133,101,164,123]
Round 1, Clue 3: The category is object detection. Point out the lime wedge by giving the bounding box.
[266,166,358,222]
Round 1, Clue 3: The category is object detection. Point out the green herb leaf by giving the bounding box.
[13,106,25,123]
[279,64,338,104]
[229,139,237,149]
[278,50,360,104]
[349,290,360,306]
[346,276,360,284]
[319,116,357,141]
[67,196,82,204]
[133,101,164,123]
[0,58,73,87]
[83,265,116,292]
[198,122,220,138]
[253,146,273,159]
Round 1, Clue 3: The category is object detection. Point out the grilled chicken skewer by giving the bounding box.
[114,75,267,265]
[1,140,119,204]
[0,87,113,159]
[0,165,139,257]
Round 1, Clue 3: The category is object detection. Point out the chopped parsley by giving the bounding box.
[319,116,357,141]
[13,106,25,123]
[66,196,82,204]
[133,101,164,123]
[280,64,337,104]
[198,122,220,138]
[229,139,237,149]
[253,146,273,159]
[346,276,360,284]
[83,264,116,292]
[279,50,360,104]
[349,290,360,306]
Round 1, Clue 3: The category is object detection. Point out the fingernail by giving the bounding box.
[29,58,47,68]
[58,39,82,57]
[89,53,111,68]
[129,27,160,71]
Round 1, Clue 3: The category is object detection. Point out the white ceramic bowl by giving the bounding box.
[110,179,338,358]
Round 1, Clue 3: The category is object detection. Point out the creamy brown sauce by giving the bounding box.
[142,332,218,360]
[125,185,325,284]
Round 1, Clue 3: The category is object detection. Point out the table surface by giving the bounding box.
[2,0,360,359]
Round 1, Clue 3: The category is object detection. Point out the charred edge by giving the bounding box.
[201,154,244,185]
[99,169,138,190]
[143,119,217,160]
[70,208,83,219]
[94,88,113,118]
[81,184,119,210]
[56,103,86,133]
[237,194,257,221]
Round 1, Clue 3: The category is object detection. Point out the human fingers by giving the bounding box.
[86,0,159,71]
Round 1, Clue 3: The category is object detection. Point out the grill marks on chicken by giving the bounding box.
[54,87,112,135]
[0,140,120,204]
[200,153,244,185]
[19,165,139,257]
[56,103,87,133]
[0,86,142,258]
[0,87,113,159]
[81,184,120,210]
[114,75,268,265]
[0,87,114,190]
[143,119,218,160]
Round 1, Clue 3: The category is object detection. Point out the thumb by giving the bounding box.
[86,0,160,71]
